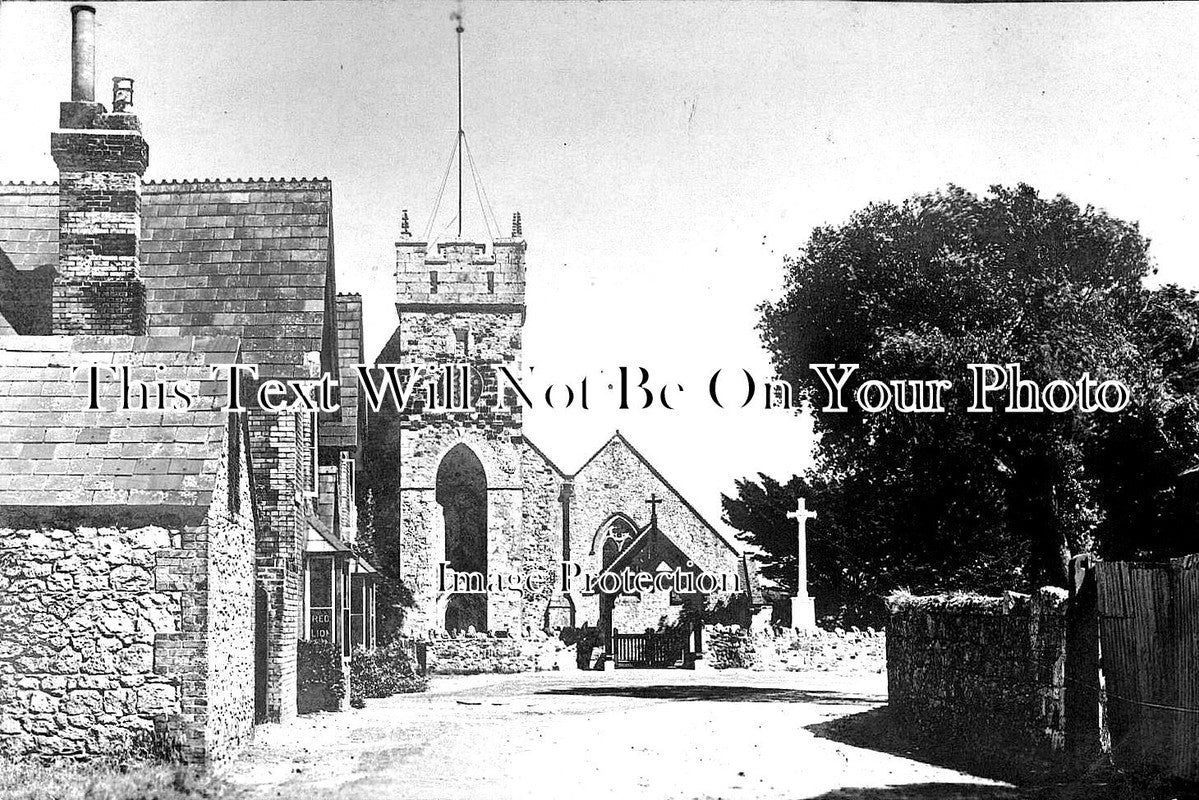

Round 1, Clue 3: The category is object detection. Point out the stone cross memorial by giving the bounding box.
[787,497,818,630]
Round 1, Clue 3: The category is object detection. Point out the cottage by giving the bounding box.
[0,5,375,762]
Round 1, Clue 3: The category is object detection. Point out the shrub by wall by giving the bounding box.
[296,639,345,714]
[351,641,428,700]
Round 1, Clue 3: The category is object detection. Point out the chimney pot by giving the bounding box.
[112,77,134,112]
[70,5,96,103]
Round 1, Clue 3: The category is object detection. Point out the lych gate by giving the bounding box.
[593,498,705,669]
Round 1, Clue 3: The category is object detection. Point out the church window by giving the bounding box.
[437,443,488,632]
[601,516,638,570]
[486,271,495,293]
[430,270,439,294]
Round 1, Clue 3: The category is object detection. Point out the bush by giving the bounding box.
[297,638,346,714]
[0,758,235,800]
[351,640,428,699]
[559,626,603,650]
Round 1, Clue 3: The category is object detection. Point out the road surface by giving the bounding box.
[225,669,1031,800]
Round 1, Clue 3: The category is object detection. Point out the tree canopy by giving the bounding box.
[729,184,1199,622]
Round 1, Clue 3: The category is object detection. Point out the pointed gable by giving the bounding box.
[569,430,746,591]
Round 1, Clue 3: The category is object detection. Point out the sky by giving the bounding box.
[2,1,1198,534]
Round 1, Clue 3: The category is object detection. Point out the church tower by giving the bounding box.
[371,11,538,636]
[390,216,528,634]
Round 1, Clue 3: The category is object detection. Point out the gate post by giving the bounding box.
[1066,553,1103,770]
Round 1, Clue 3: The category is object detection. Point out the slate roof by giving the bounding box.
[0,335,239,510]
[141,179,336,381]
[0,184,56,335]
[0,179,338,381]
[0,183,57,271]
[601,521,703,579]
[321,293,362,450]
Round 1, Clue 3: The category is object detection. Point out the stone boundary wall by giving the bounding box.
[426,632,575,674]
[702,625,886,673]
[886,588,1068,759]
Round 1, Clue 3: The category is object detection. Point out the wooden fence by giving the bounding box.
[1094,556,1199,782]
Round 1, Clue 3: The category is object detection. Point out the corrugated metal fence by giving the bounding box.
[1095,557,1199,782]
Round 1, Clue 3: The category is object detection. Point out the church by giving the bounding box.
[363,219,765,645]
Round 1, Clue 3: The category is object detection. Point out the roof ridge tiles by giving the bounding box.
[143,176,332,188]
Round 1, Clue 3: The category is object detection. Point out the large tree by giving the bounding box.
[736,184,1199,603]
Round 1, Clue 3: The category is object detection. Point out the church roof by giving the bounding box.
[0,335,239,513]
[600,520,701,578]
[740,553,766,606]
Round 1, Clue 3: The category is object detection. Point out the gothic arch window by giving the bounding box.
[596,514,638,570]
[437,443,488,632]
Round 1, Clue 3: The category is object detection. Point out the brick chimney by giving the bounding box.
[50,5,149,335]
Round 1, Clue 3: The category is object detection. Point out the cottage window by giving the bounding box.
[307,557,335,643]
[304,411,319,498]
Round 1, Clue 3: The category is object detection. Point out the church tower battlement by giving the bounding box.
[395,228,526,310]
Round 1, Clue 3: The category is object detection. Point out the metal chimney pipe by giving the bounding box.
[70,5,96,102]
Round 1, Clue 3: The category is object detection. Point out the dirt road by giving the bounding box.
[225,670,1029,800]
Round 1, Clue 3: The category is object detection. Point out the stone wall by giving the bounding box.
[0,523,184,759]
[569,434,747,629]
[0,422,257,765]
[886,588,1068,759]
[702,625,886,673]
[383,303,528,635]
[195,421,257,763]
[426,632,574,675]
[519,442,565,633]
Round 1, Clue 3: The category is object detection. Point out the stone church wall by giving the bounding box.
[886,589,1068,760]
[611,591,679,634]
[392,308,528,635]
[519,443,565,632]
[569,436,746,627]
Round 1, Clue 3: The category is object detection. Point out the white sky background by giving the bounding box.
[2,2,1198,534]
